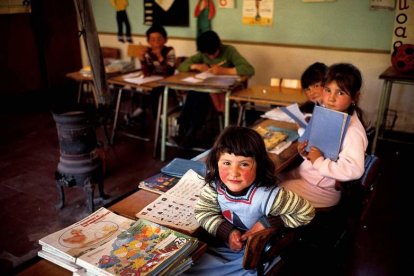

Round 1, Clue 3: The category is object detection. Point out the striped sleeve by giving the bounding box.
[269,187,315,228]
[194,184,225,236]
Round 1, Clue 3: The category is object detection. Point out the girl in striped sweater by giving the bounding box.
[184,126,315,275]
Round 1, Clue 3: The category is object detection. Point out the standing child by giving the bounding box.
[124,25,176,124]
[184,126,315,275]
[299,62,328,114]
[110,0,133,43]
[279,63,368,208]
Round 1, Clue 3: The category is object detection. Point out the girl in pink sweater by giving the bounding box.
[279,63,368,208]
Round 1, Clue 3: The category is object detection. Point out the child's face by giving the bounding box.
[148,32,166,49]
[322,80,352,112]
[218,153,257,193]
[304,81,323,103]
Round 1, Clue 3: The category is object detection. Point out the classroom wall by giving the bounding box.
[88,0,414,132]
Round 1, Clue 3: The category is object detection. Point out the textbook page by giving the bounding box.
[136,169,206,234]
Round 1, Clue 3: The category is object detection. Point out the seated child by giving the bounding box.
[183,126,315,275]
[125,25,176,124]
[279,63,368,208]
[299,62,328,114]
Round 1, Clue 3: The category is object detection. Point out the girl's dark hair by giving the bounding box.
[205,126,277,188]
[146,25,168,40]
[197,30,221,55]
[301,62,328,89]
[325,63,365,125]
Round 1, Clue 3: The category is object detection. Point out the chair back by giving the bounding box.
[281,78,301,89]
[101,47,120,60]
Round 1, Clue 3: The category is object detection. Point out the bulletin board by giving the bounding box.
[92,0,395,51]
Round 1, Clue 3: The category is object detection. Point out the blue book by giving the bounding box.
[280,104,307,128]
[299,106,350,161]
[161,158,207,178]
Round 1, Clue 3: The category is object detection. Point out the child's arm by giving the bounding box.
[194,185,238,243]
[268,188,315,228]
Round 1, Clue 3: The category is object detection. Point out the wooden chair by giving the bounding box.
[242,154,381,275]
[101,46,121,60]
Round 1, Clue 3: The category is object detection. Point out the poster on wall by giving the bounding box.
[370,0,395,9]
[144,0,189,26]
[391,0,414,49]
[242,0,273,26]
[0,0,31,14]
[218,0,235,8]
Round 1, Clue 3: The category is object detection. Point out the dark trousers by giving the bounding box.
[116,10,131,39]
[178,92,213,137]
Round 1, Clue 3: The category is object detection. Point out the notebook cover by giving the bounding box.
[300,106,350,161]
[161,158,207,178]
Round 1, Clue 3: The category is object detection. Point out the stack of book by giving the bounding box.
[38,207,199,275]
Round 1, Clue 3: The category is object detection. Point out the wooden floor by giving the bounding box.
[0,93,411,275]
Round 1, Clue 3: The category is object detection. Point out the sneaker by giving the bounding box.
[126,37,133,43]
[118,37,125,43]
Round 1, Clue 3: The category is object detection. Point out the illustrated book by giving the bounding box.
[136,169,206,234]
[160,157,207,178]
[38,207,135,264]
[138,172,180,194]
[299,105,351,161]
[76,218,199,276]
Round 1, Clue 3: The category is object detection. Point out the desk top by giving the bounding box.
[229,84,307,106]
[379,66,414,82]
[107,73,162,90]
[159,72,247,91]
[255,119,300,173]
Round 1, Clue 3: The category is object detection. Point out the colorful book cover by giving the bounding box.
[138,172,180,194]
[76,219,198,276]
[299,105,350,161]
[38,207,135,263]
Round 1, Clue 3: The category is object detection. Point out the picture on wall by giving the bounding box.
[242,0,274,26]
[144,0,189,26]
[0,0,31,14]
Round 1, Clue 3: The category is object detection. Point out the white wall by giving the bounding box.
[91,34,414,132]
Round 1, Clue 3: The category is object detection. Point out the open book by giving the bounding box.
[76,219,199,276]
[280,103,308,128]
[299,105,351,161]
[136,169,206,234]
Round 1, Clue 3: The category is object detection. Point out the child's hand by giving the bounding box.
[190,64,210,72]
[297,140,308,156]
[307,146,322,163]
[240,221,265,242]
[228,230,244,251]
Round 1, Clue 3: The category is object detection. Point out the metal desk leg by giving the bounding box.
[111,87,123,145]
[161,86,169,161]
[77,80,84,103]
[224,90,231,127]
[153,92,163,157]
[372,80,391,153]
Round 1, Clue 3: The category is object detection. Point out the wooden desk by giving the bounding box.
[107,73,162,145]
[66,70,123,108]
[372,66,414,153]
[157,72,247,161]
[65,71,97,107]
[228,84,308,126]
[254,119,300,173]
